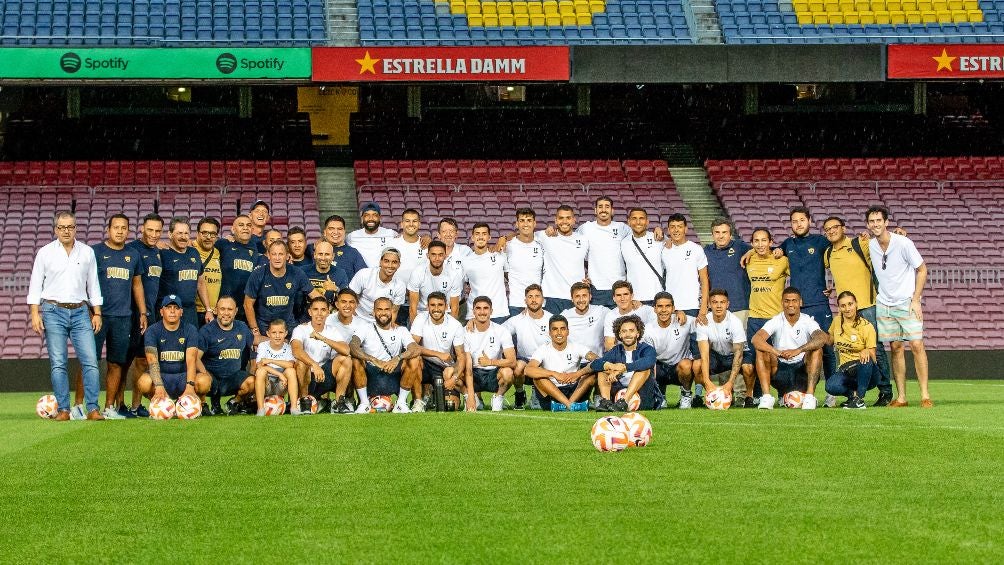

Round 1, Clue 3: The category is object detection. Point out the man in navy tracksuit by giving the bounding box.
[591,314,660,411]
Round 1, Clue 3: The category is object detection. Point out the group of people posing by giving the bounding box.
[27,196,932,420]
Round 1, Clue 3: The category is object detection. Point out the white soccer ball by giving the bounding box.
[371,395,393,413]
[262,395,287,416]
[302,395,319,414]
[705,388,732,410]
[36,394,58,419]
[782,390,805,409]
[590,416,632,452]
[175,394,202,419]
[620,412,653,447]
[149,397,177,420]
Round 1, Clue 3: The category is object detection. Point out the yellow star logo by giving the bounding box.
[356,51,380,75]
[933,49,956,72]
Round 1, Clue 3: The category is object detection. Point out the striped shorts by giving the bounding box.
[877,302,923,342]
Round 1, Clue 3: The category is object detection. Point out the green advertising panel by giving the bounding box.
[0,48,312,79]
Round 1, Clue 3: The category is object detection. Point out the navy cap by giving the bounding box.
[250,200,270,213]
[161,295,183,308]
[361,202,382,215]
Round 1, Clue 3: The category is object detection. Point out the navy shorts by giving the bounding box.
[422,359,448,385]
[773,360,809,396]
[656,360,684,387]
[533,381,578,410]
[543,297,573,315]
[128,312,151,361]
[365,363,402,396]
[162,372,188,400]
[590,287,615,309]
[95,315,131,365]
[706,350,741,375]
[473,368,499,393]
[308,362,337,396]
[210,369,249,397]
[743,317,771,364]
[611,376,661,410]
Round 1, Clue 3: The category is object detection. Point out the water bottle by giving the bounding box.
[433,373,446,413]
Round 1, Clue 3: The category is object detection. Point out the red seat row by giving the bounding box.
[707,156,1004,182]
[0,160,317,187]
[355,159,673,186]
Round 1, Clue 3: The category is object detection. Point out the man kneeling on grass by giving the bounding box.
[349,297,424,413]
[253,319,301,416]
[591,314,659,412]
[137,295,212,409]
[524,315,597,411]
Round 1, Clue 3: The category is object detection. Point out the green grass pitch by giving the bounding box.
[1,380,1002,563]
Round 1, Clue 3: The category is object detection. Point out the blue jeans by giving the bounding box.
[825,362,878,399]
[42,303,100,413]
[801,303,836,379]
[858,305,893,395]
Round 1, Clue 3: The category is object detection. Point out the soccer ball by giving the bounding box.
[705,388,732,410]
[175,395,202,419]
[590,416,632,452]
[262,395,287,416]
[149,397,177,420]
[371,395,394,413]
[302,395,319,414]
[36,394,58,419]
[620,412,653,447]
[614,389,642,411]
[782,390,805,408]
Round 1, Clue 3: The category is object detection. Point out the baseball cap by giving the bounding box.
[161,295,183,308]
[250,200,270,213]
[360,202,382,215]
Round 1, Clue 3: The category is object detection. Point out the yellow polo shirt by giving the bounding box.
[195,245,222,313]
[747,254,790,319]
[824,236,875,309]
[828,317,877,367]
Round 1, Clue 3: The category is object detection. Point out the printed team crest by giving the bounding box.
[125,256,131,262]
[575,239,582,248]
[566,353,573,361]
[767,267,774,273]
[612,228,619,237]
[533,246,539,255]
[673,329,680,337]
[538,324,547,334]
[390,335,396,342]
[190,257,196,263]
[490,255,497,264]
[248,249,254,256]
[646,238,653,245]
[808,248,816,255]
[588,316,595,324]
[685,250,692,258]
[489,336,495,344]
[441,332,447,340]
[237,334,243,341]
[725,330,732,338]
[179,338,186,345]
[796,329,801,335]
[337,251,343,257]
[728,248,735,256]
[380,237,387,245]
[285,282,292,289]
[850,335,858,341]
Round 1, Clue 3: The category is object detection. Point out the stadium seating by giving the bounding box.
[706,156,1004,349]
[716,0,1003,43]
[0,0,326,45]
[357,0,694,45]
[0,160,320,359]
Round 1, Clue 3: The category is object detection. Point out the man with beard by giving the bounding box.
[408,240,462,324]
[463,223,510,323]
[577,196,629,308]
[349,247,407,324]
[349,297,424,413]
[197,295,255,416]
[524,315,597,412]
[158,217,212,329]
[592,314,659,412]
[411,292,466,406]
[216,215,263,324]
[123,213,164,418]
[561,282,610,356]
[621,208,664,305]
[348,202,398,268]
[300,241,348,318]
[135,295,211,409]
[502,284,550,410]
[292,296,353,414]
[540,205,589,315]
[695,289,756,408]
[244,240,321,341]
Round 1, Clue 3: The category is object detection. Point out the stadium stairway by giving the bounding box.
[668,166,723,243]
[317,166,361,230]
[326,0,361,45]
[690,0,726,42]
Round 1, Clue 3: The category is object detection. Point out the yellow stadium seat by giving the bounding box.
[512,1,528,13]
[793,0,809,9]
[450,1,465,15]
[947,0,963,8]
[483,13,499,25]
[886,0,901,10]
[808,1,825,12]
[498,2,513,14]
[543,0,559,14]
[590,0,605,12]
[873,10,890,22]
[901,0,917,10]
[465,3,481,14]
[822,0,839,11]
[932,0,948,9]
[559,0,575,14]
[827,11,845,22]
[934,9,951,20]
[844,11,860,23]
[545,13,561,25]
[796,12,813,23]
[561,13,577,24]
[888,10,905,23]
[574,0,590,12]
[905,10,922,22]
[859,10,875,22]
[837,0,854,10]
[870,0,885,8]
[949,9,966,21]
[499,13,514,25]
[468,13,484,26]
[919,9,936,21]
[530,13,546,25]
[576,13,591,24]
[482,2,497,14]
[854,0,870,9]
[968,8,983,22]
[528,2,542,14]
[515,13,530,25]
[918,0,933,10]
[812,11,829,23]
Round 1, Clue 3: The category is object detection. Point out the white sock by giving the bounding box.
[398,387,411,405]
[356,388,369,406]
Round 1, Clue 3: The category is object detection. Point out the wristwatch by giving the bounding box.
[186,380,195,387]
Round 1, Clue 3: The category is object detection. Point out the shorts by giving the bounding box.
[533,381,578,410]
[127,312,151,361]
[422,359,448,385]
[162,372,188,400]
[772,360,809,397]
[94,315,131,365]
[210,370,250,397]
[743,317,771,364]
[877,302,923,342]
[611,376,661,410]
[589,287,615,309]
[308,362,337,396]
[656,360,685,387]
[543,297,573,315]
[473,368,499,393]
[365,363,402,397]
[265,374,288,397]
[706,350,740,375]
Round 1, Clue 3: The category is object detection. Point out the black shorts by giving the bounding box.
[365,363,402,396]
[707,350,740,375]
[127,312,151,361]
[472,368,499,393]
[209,369,249,397]
[308,363,337,396]
[656,360,683,387]
[773,360,809,396]
[162,372,188,400]
[422,358,447,385]
[95,315,131,365]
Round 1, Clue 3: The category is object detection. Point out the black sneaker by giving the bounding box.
[693,395,706,409]
[333,396,353,414]
[202,403,218,417]
[514,389,527,410]
[873,391,893,407]
[318,398,332,413]
[298,397,313,415]
[596,398,616,412]
[225,397,241,415]
[743,396,756,409]
[839,398,851,409]
[844,397,866,410]
[613,399,629,412]
[135,404,150,418]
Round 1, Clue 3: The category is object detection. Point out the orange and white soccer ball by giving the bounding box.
[175,394,202,419]
[620,412,653,447]
[262,395,286,416]
[705,388,732,410]
[590,416,632,452]
[302,395,319,414]
[782,391,805,408]
[36,394,58,419]
[614,389,641,411]
[371,395,393,413]
[149,397,177,420]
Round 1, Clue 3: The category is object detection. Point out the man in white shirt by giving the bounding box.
[695,289,755,408]
[347,202,398,268]
[561,281,610,356]
[661,213,710,322]
[524,315,598,411]
[436,217,471,276]
[408,240,463,324]
[349,297,424,413]
[577,196,629,308]
[645,292,698,409]
[621,207,665,304]
[503,208,544,317]
[540,205,589,315]
[28,211,105,421]
[291,296,353,414]
[462,296,516,412]
[502,284,550,410]
[866,205,931,407]
[388,208,426,326]
[326,288,364,343]
[348,247,407,324]
[411,292,466,407]
[603,280,657,351]
[751,287,831,410]
[463,223,510,323]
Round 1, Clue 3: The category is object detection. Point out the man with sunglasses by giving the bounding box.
[194,217,222,328]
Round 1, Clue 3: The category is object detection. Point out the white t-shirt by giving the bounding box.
[463,322,514,369]
[324,314,364,343]
[347,227,399,268]
[644,317,694,365]
[256,341,294,371]
[503,311,551,360]
[387,235,426,289]
[348,267,407,323]
[661,240,708,311]
[539,230,588,299]
[505,236,544,308]
[562,305,610,355]
[870,233,924,307]
[463,249,509,320]
[578,220,629,289]
[407,262,464,313]
[411,312,465,365]
[603,304,657,339]
[621,231,665,302]
[696,312,748,357]
[291,323,342,363]
[530,341,593,386]
[445,244,472,276]
[761,312,821,365]
[356,323,414,362]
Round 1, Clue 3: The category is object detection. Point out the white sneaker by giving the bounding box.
[801,394,817,410]
[70,404,86,420]
[678,394,693,410]
[411,398,426,413]
[758,394,775,410]
[354,402,372,414]
[823,394,837,408]
[392,402,411,414]
[476,396,484,410]
[102,406,126,420]
[491,394,505,412]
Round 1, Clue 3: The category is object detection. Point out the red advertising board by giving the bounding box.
[312,46,569,82]
[888,44,1004,79]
